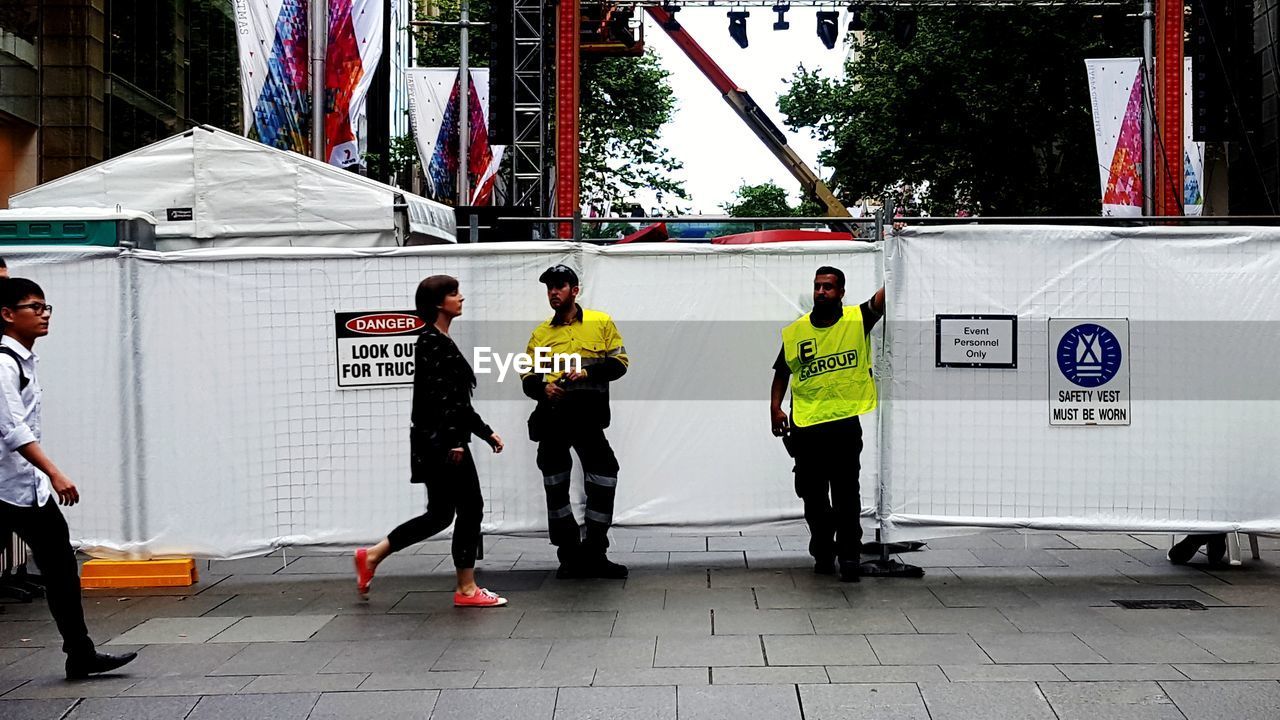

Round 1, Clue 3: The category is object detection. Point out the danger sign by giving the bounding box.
[335,310,423,388]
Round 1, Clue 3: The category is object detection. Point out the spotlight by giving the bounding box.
[847,3,865,32]
[816,10,840,49]
[773,3,790,31]
[727,10,749,48]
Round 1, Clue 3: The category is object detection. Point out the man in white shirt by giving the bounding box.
[0,277,136,679]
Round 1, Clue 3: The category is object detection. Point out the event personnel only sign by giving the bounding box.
[1049,318,1130,426]
[335,311,423,388]
[935,314,1017,368]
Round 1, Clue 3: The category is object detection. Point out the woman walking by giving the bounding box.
[354,275,507,608]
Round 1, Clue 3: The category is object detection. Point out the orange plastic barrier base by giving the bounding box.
[80,559,198,589]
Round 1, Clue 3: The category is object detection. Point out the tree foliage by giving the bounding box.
[723,181,798,217]
[778,8,1140,215]
[415,1,686,209]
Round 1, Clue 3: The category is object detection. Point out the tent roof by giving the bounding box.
[10,126,455,246]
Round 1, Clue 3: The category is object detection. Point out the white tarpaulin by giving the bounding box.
[8,126,456,248]
[881,226,1280,538]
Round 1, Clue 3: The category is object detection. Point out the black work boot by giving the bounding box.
[556,545,583,579]
[813,557,837,576]
[1167,535,1204,565]
[838,560,862,583]
[66,650,138,680]
[582,550,629,579]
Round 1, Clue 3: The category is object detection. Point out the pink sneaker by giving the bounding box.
[354,548,375,598]
[453,587,508,608]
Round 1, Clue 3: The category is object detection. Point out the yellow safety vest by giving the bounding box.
[521,306,628,385]
[782,305,877,427]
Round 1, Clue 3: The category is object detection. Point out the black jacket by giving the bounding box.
[411,326,493,449]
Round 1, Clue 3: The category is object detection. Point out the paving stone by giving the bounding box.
[711,666,829,685]
[593,667,709,686]
[410,609,524,639]
[429,687,557,720]
[431,639,552,671]
[663,589,757,612]
[1047,549,1149,566]
[1057,664,1186,682]
[1039,681,1187,720]
[707,536,782,552]
[754,588,849,610]
[121,676,254,697]
[867,633,993,666]
[969,549,1067,567]
[997,607,1125,634]
[103,595,234,619]
[799,682,931,720]
[927,585,1040,608]
[544,637,656,670]
[510,611,616,638]
[0,698,78,720]
[554,685,676,720]
[655,636,763,667]
[1076,634,1221,664]
[920,682,1057,720]
[741,551,813,570]
[668,552,747,570]
[678,684,801,719]
[321,639,452,674]
[991,533,1076,550]
[973,633,1108,664]
[358,672,480,690]
[3,675,138,699]
[808,609,915,635]
[624,570,709,591]
[712,609,814,635]
[63,695,198,719]
[185,692,319,720]
[905,550,984,568]
[942,664,1068,682]
[211,642,346,675]
[1182,634,1280,663]
[707,569,796,590]
[635,537,706,552]
[473,667,594,688]
[209,614,334,643]
[207,557,292,575]
[612,609,711,637]
[309,614,428,642]
[762,635,878,666]
[239,673,366,693]
[949,567,1051,583]
[105,616,240,645]
[905,608,1020,634]
[824,665,948,684]
[309,690,439,719]
[204,594,323,617]
[841,585,944,610]
[101,643,245,678]
[1173,664,1280,680]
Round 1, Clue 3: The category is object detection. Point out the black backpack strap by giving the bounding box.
[0,346,28,391]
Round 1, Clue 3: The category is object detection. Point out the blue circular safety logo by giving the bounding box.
[1056,323,1122,387]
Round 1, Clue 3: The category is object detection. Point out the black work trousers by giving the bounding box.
[536,425,619,558]
[387,447,483,568]
[790,416,864,564]
[0,499,94,656]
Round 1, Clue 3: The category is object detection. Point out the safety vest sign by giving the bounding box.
[335,310,423,388]
[1048,318,1130,426]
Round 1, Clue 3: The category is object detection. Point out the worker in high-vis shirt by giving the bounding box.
[770,266,884,583]
[521,265,630,579]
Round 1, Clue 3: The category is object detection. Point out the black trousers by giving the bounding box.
[0,499,94,656]
[387,446,483,568]
[536,425,619,556]
[791,416,864,564]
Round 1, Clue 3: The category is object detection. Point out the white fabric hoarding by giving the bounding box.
[881,226,1280,539]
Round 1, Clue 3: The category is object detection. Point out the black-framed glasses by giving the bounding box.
[13,302,52,315]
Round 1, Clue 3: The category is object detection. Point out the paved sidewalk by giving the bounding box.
[3,530,1280,719]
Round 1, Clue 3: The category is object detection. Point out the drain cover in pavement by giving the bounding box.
[1112,599,1208,610]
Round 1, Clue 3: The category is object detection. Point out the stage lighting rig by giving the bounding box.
[773,3,790,31]
[816,10,840,49]
[727,10,750,48]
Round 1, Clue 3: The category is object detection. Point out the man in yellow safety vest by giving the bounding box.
[770,266,884,583]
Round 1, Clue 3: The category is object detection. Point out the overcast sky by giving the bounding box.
[639,8,851,213]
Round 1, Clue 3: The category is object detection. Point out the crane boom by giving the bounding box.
[645,6,851,218]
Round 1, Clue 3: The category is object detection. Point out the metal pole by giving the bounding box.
[459,0,471,204]
[1141,0,1155,216]
[311,0,327,161]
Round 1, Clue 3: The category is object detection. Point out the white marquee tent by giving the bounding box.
[9,126,456,249]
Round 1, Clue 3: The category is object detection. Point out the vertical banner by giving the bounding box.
[233,0,311,153]
[1086,58,1204,216]
[325,0,384,168]
[406,68,504,206]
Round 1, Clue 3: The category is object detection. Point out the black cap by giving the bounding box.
[539,264,579,287]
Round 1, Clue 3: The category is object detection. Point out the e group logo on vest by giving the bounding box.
[1056,323,1122,388]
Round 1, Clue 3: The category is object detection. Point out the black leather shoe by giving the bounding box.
[583,555,629,579]
[839,561,862,583]
[66,650,138,680]
[1205,534,1228,565]
[1167,536,1202,565]
[555,562,581,579]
